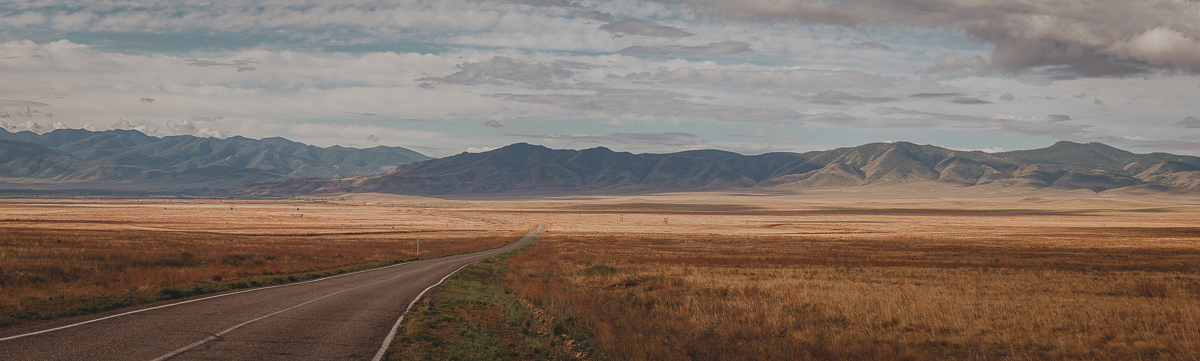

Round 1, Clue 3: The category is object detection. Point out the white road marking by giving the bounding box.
[372,225,543,361]
[151,262,447,361]
[0,259,417,342]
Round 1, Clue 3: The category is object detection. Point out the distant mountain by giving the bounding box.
[237,141,1200,197]
[0,128,432,193]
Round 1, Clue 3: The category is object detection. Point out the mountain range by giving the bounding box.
[237,141,1200,197]
[0,128,431,193]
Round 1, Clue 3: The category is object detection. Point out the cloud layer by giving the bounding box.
[680,0,1200,76]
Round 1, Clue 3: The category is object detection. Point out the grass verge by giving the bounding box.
[387,238,604,361]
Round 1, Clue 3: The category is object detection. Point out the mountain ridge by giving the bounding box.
[0,128,431,193]
[237,141,1200,197]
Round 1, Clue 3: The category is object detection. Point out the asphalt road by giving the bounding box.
[0,225,544,361]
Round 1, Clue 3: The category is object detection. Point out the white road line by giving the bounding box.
[371,262,473,361]
[151,261,446,361]
[1,254,425,342]
[372,225,543,361]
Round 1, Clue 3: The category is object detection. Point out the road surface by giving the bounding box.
[0,225,544,361]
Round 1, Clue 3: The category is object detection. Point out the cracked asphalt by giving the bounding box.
[0,226,543,361]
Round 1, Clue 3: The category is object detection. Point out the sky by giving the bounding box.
[1,0,1199,157]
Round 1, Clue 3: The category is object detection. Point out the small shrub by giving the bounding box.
[1134,280,1170,298]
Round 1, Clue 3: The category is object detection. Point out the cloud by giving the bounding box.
[1177,116,1200,129]
[1,120,46,133]
[1094,98,1106,106]
[507,0,580,8]
[504,131,705,148]
[999,93,1014,101]
[419,56,579,90]
[909,93,962,98]
[163,119,228,138]
[853,41,890,50]
[111,119,149,133]
[495,88,823,125]
[139,97,155,103]
[466,146,500,153]
[678,0,1200,75]
[1105,27,1200,71]
[811,90,896,105]
[0,99,50,107]
[484,119,504,127]
[367,134,379,142]
[619,41,751,55]
[926,54,987,73]
[635,67,934,95]
[237,67,256,72]
[950,98,992,105]
[1047,114,1072,122]
[872,107,1094,138]
[600,19,693,37]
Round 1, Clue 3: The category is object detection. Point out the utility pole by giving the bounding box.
[416,238,421,259]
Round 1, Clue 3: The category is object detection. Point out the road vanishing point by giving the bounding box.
[0,225,545,361]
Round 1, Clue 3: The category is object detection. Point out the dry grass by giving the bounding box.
[0,199,524,323]
[501,200,1200,360]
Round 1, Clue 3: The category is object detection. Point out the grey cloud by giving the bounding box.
[1094,98,1106,105]
[619,41,751,55]
[999,93,1015,101]
[485,119,504,128]
[185,58,258,68]
[186,59,228,67]
[950,98,992,105]
[1047,114,1072,122]
[679,0,1200,76]
[1177,116,1200,129]
[506,0,580,7]
[926,54,987,73]
[909,92,962,98]
[812,90,896,104]
[139,97,155,103]
[589,12,615,22]
[503,132,704,148]
[872,107,1093,138]
[0,35,22,43]
[0,99,49,107]
[419,57,578,90]
[853,41,891,50]
[600,19,693,37]
[638,67,932,95]
[495,88,838,125]
[237,67,256,72]
[367,134,379,142]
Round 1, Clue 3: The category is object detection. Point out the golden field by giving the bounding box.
[0,197,527,320]
[4,192,1200,360]
[490,196,1200,360]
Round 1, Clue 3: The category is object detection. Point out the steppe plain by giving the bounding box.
[3,192,1200,360]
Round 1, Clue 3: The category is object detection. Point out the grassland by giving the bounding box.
[488,198,1200,360]
[6,194,1200,360]
[0,198,526,326]
[389,239,600,361]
